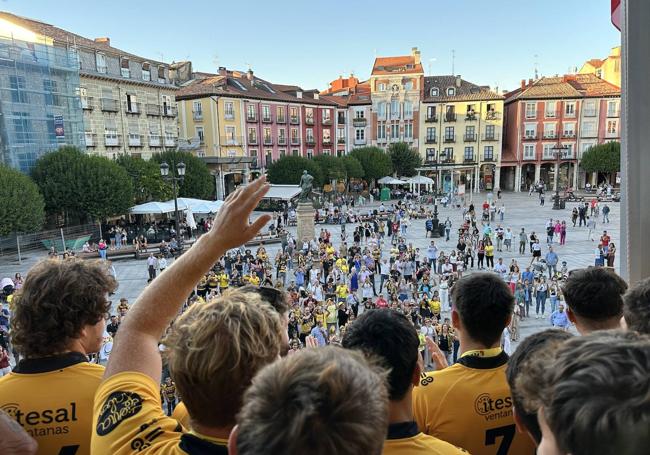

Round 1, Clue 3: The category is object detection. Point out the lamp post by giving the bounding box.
[160,160,186,250]
[551,144,569,210]
[430,155,441,237]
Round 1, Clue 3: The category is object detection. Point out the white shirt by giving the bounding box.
[380,262,390,275]
[494,263,508,278]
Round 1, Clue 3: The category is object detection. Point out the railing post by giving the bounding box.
[17,235,22,265]
[60,228,67,253]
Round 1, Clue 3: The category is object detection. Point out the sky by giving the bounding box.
[3,0,620,92]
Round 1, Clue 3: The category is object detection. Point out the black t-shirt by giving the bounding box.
[107,322,120,337]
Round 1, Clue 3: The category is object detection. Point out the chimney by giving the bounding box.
[218,66,227,76]
[521,79,526,90]
[528,78,533,85]
[247,69,253,80]
[456,75,462,88]
[94,37,110,46]
[411,47,421,65]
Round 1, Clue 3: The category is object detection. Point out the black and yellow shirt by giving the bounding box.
[0,352,104,455]
[383,421,469,454]
[171,402,191,429]
[412,351,536,455]
[92,371,228,454]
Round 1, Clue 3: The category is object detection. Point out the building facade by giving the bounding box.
[418,75,504,192]
[0,14,85,172]
[370,48,423,151]
[502,74,620,191]
[321,79,372,155]
[578,46,621,88]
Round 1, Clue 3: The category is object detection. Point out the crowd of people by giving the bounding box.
[0,177,647,455]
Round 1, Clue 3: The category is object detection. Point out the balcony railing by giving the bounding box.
[128,134,142,147]
[443,135,456,143]
[354,138,367,145]
[444,113,457,122]
[248,136,258,145]
[221,136,243,146]
[263,137,273,145]
[545,111,557,118]
[482,133,500,141]
[485,111,501,120]
[583,109,597,117]
[523,134,538,141]
[463,133,477,142]
[562,132,576,139]
[224,113,235,120]
[525,112,537,119]
[353,118,367,127]
[104,133,121,147]
[84,133,96,147]
[246,113,257,122]
[306,137,315,145]
[305,117,314,125]
[291,137,300,145]
[425,115,438,123]
[465,113,477,121]
[337,138,345,144]
[164,137,177,147]
[193,110,203,121]
[277,116,286,124]
[607,109,620,117]
[162,106,177,117]
[101,98,119,112]
[322,118,332,125]
[146,104,161,116]
[464,156,476,163]
[441,156,455,163]
[543,132,558,139]
[278,137,287,145]
[81,97,94,110]
[125,102,141,115]
[262,116,272,123]
[425,137,437,144]
[290,116,300,124]
[482,154,496,162]
[322,139,332,146]
[149,135,162,147]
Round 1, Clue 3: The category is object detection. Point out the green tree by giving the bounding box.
[388,142,422,177]
[151,150,214,199]
[266,156,323,187]
[0,165,45,235]
[349,147,393,184]
[313,155,346,182]
[579,141,620,173]
[117,155,173,204]
[32,146,134,223]
[341,156,364,179]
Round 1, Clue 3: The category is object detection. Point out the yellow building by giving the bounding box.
[419,75,504,192]
[579,46,621,88]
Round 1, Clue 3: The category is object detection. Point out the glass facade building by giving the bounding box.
[0,34,84,172]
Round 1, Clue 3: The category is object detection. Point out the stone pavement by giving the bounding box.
[0,191,618,345]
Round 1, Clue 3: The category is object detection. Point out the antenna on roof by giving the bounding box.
[428,58,437,76]
[245,62,252,71]
[212,54,219,70]
[451,49,455,76]
[534,54,539,80]
[158,52,165,63]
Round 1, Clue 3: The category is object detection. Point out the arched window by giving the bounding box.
[447,87,455,96]
[430,88,439,96]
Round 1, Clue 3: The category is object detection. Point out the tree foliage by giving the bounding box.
[388,142,422,177]
[350,147,393,183]
[579,141,620,173]
[266,156,323,187]
[116,155,173,204]
[341,156,365,179]
[151,150,214,199]
[31,146,133,223]
[0,165,45,235]
[313,154,347,182]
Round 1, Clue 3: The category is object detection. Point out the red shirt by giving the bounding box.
[601,235,611,246]
[376,298,388,308]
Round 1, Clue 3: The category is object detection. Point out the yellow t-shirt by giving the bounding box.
[217,273,229,288]
[0,352,104,455]
[485,245,494,257]
[383,421,469,454]
[92,371,228,454]
[171,402,190,429]
[249,275,260,286]
[336,284,348,299]
[430,299,441,315]
[413,351,536,455]
[326,304,338,324]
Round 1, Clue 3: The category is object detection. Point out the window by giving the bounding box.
[580,142,594,157]
[9,76,27,103]
[377,102,386,118]
[581,120,596,137]
[564,143,574,158]
[525,102,537,119]
[426,148,436,161]
[291,127,299,143]
[404,101,413,117]
[290,106,299,122]
[426,127,436,141]
[307,149,313,159]
[279,149,286,157]
[355,109,365,119]
[247,104,256,120]
[524,124,537,138]
[43,79,59,106]
[607,119,619,135]
[466,104,476,114]
[224,102,234,120]
[444,126,455,140]
[464,146,474,160]
[292,149,300,156]
[564,101,576,117]
[426,106,437,119]
[447,87,455,96]
[543,123,557,138]
[445,105,455,120]
[485,124,496,139]
[265,150,273,167]
[96,53,107,73]
[264,127,272,143]
[305,107,314,123]
[390,99,400,118]
[545,101,556,118]
[323,149,331,156]
[356,128,365,140]
[126,93,138,113]
[12,112,31,144]
[563,123,576,137]
[306,128,314,142]
[158,66,165,83]
[429,87,439,96]
[262,105,271,121]
[442,147,454,159]
[142,62,151,81]
[79,87,90,108]
[543,143,555,158]
[120,58,130,78]
[378,83,386,91]
[248,127,257,143]
[278,128,286,143]
[390,123,399,140]
[484,146,494,160]
[404,122,413,139]
[196,126,204,143]
[322,109,331,122]
[377,123,386,139]
[193,101,203,119]
[225,126,236,144]
[404,81,413,90]
[607,100,619,117]
[465,125,476,139]
[277,106,285,122]
[523,144,535,159]
[583,100,597,116]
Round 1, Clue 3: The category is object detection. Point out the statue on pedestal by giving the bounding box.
[298,170,313,202]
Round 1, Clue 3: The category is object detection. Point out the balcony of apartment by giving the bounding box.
[305,137,316,146]
[441,155,455,163]
[322,138,333,146]
[425,136,437,144]
[425,114,438,123]
[146,104,161,116]
[104,133,121,147]
[542,131,558,140]
[525,112,537,120]
[128,134,143,147]
[463,155,477,164]
[248,135,258,145]
[149,135,162,147]
[164,136,177,147]
[606,130,620,139]
[354,137,367,146]
[337,137,346,145]
[443,135,456,143]
[101,98,119,112]
[444,113,457,122]
[424,157,438,166]
[482,132,500,141]
[84,133,96,147]
[263,137,274,145]
[562,131,576,139]
[353,117,367,127]
[162,106,177,117]
[322,117,332,126]
[221,136,243,146]
[290,116,300,124]
[290,137,300,145]
[485,110,501,120]
[463,133,477,142]
[193,110,203,121]
[545,111,557,119]
[465,112,477,121]
[482,153,497,162]
[276,115,286,124]
[278,136,288,146]
[523,134,538,141]
[246,113,258,122]
[124,102,141,115]
[305,117,315,125]
[81,97,94,111]
[224,112,235,121]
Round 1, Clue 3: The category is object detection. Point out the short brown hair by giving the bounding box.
[236,346,389,455]
[164,288,282,428]
[623,277,650,335]
[11,259,116,358]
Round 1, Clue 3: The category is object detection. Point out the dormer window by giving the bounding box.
[120,58,130,78]
[430,88,439,97]
[447,87,455,96]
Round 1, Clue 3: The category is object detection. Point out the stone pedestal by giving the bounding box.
[296,202,315,243]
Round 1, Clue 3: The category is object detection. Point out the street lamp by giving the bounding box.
[551,144,569,210]
[430,153,441,237]
[160,160,186,251]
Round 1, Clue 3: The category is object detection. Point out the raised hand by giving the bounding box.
[425,336,449,370]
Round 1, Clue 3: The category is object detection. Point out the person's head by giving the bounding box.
[562,268,628,334]
[506,329,573,445]
[11,259,116,358]
[451,273,513,348]
[536,330,650,455]
[165,376,172,385]
[229,346,388,455]
[238,285,290,355]
[164,288,282,429]
[622,277,650,335]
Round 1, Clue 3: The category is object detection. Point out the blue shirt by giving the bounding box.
[545,252,559,266]
[550,310,570,328]
[310,326,327,346]
[522,271,534,283]
[295,271,305,287]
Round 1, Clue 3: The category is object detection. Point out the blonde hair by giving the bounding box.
[164,288,282,427]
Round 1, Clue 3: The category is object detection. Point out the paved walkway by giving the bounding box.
[0,191,618,345]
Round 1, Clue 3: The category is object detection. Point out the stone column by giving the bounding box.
[553,162,560,191]
[514,165,522,192]
[296,202,315,243]
[572,162,578,189]
[494,166,501,190]
[534,163,541,184]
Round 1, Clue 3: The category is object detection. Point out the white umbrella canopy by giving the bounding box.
[171,197,211,210]
[377,176,394,184]
[387,177,407,185]
[407,175,434,184]
[130,201,176,214]
[190,200,224,214]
